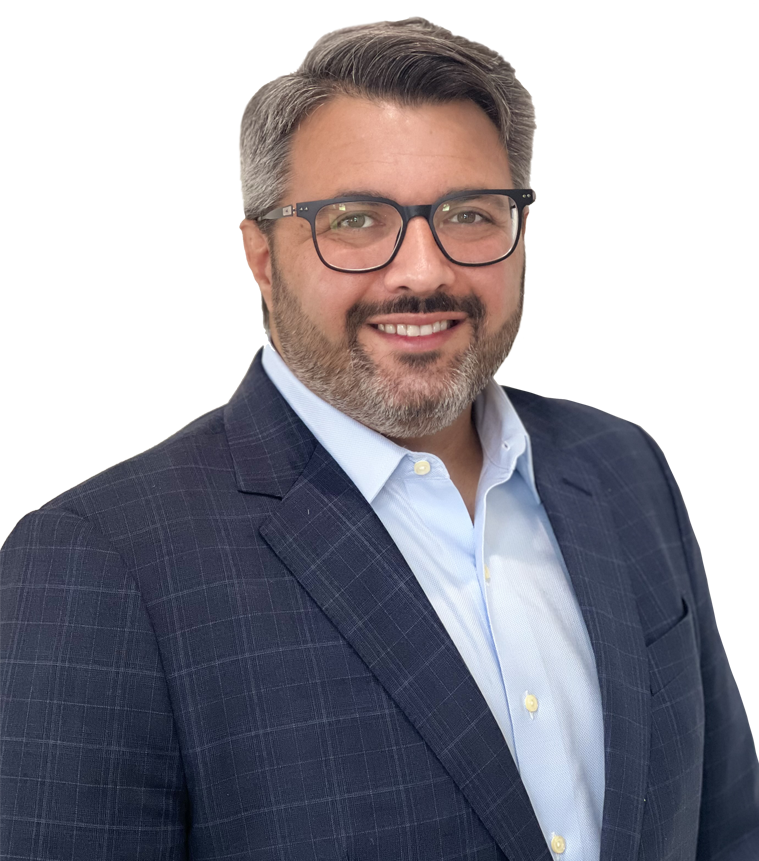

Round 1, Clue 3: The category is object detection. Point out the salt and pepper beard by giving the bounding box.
[269,257,525,439]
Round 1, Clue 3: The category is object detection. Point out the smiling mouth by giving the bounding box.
[369,320,461,337]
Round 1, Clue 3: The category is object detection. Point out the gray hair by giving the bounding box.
[239,17,536,328]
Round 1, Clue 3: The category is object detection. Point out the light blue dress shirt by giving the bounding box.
[262,344,605,861]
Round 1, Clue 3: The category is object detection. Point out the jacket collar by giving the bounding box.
[223,351,317,498]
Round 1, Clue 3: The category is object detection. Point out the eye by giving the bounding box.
[332,212,376,230]
[449,210,486,225]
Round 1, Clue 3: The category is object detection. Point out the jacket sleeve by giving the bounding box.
[1,509,189,860]
[641,430,759,860]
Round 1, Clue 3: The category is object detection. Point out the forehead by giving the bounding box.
[287,96,514,204]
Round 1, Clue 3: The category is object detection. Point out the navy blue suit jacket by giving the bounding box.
[2,353,758,860]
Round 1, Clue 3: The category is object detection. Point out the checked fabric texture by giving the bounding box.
[2,352,758,860]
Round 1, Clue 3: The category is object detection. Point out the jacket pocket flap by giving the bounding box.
[646,600,698,695]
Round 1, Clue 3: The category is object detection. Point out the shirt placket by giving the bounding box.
[479,472,585,860]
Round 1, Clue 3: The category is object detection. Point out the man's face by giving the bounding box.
[242,96,526,438]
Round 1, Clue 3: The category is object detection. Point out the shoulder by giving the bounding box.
[504,385,650,451]
[504,385,682,526]
[3,405,235,562]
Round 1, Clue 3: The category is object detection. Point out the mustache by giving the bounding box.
[345,293,486,340]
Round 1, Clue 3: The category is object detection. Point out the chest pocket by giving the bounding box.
[646,599,699,696]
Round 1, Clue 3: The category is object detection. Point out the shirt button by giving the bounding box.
[413,460,431,475]
[484,565,491,582]
[551,834,566,854]
[524,693,539,713]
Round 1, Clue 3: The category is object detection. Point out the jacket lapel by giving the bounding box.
[259,444,552,861]
[226,354,550,861]
[513,391,651,861]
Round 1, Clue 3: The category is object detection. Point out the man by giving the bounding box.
[1,17,757,861]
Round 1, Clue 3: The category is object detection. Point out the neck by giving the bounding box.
[387,404,483,521]
[387,405,479,463]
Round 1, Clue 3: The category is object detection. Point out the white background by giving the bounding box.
[0,0,759,544]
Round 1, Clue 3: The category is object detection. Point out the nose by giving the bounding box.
[382,215,455,295]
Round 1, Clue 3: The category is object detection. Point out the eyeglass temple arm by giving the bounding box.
[256,205,295,222]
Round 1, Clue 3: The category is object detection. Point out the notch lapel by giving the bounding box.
[259,443,552,861]
[518,401,651,861]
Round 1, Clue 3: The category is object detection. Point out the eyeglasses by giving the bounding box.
[257,189,535,273]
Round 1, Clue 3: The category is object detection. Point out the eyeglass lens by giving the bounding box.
[313,194,519,271]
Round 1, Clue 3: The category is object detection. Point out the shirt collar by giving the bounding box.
[475,378,540,503]
[261,343,539,504]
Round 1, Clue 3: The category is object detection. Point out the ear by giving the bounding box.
[240,219,274,311]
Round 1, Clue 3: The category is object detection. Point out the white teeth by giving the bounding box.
[376,319,455,337]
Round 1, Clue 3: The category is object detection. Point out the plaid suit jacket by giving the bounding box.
[2,352,758,860]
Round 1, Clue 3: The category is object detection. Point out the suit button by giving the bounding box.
[524,693,539,713]
[413,460,431,475]
[551,834,566,854]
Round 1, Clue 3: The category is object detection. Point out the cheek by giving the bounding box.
[283,255,371,339]
[475,257,524,327]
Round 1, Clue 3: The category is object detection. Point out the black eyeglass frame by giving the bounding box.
[256,188,536,273]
